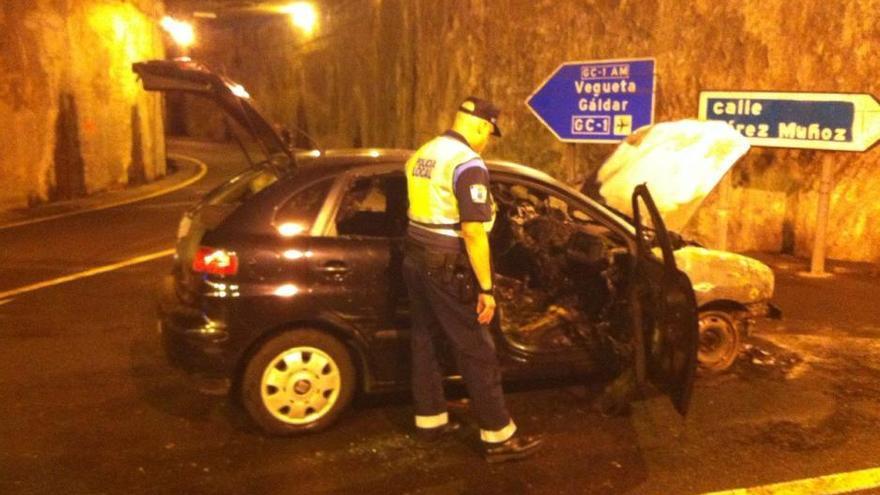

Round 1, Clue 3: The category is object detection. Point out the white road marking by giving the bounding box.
[704,466,880,494]
[0,249,174,300]
[0,154,207,231]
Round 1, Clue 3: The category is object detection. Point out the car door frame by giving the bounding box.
[630,183,700,415]
[486,172,636,372]
[309,162,413,385]
[488,171,698,414]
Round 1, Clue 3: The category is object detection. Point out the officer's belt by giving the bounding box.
[409,219,461,232]
[405,238,466,267]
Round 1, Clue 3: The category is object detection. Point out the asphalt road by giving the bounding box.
[1,140,879,495]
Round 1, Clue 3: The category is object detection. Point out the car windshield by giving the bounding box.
[584,185,694,250]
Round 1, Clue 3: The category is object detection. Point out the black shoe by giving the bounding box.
[482,433,544,463]
[415,420,462,442]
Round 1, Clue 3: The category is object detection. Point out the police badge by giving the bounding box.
[469,184,488,204]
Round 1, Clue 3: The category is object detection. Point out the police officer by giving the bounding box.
[402,96,543,463]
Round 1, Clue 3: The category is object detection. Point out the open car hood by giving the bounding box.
[132,58,292,170]
[590,120,749,232]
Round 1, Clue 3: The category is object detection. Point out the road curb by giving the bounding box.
[0,154,207,231]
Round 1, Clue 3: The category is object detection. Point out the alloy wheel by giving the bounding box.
[260,346,341,425]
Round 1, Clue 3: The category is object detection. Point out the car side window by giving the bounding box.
[335,173,408,238]
[274,178,333,233]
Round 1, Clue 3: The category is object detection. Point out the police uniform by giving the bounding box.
[403,122,517,444]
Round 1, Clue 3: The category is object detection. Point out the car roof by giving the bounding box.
[286,148,631,232]
[292,148,566,189]
[294,148,411,166]
[485,159,566,189]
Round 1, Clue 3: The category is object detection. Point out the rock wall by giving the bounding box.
[185,0,880,262]
[0,0,166,210]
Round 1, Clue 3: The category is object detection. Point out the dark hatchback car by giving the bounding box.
[135,59,698,436]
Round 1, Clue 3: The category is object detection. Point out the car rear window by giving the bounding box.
[274,178,333,232]
[335,174,407,238]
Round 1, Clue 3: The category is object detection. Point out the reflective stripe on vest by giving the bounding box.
[405,135,495,237]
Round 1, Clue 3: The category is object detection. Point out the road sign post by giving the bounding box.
[717,172,732,251]
[561,143,577,184]
[811,158,834,276]
[699,91,880,275]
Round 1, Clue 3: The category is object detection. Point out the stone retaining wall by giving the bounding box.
[0,0,166,210]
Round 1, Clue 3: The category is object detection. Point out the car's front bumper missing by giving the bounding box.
[738,301,783,336]
[746,301,783,320]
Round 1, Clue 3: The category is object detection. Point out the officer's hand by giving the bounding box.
[476,293,496,325]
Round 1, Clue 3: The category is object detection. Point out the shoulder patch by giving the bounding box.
[469,184,488,204]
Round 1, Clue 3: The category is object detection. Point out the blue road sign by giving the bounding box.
[526,58,656,143]
[699,91,880,151]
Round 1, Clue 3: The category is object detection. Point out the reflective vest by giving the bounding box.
[405,135,495,238]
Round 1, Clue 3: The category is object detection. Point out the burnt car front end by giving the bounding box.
[672,245,781,372]
[585,120,782,373]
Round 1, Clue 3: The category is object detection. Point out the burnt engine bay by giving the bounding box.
[490,183,635,356]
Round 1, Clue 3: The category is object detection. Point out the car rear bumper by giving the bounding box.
[157,275,233,379]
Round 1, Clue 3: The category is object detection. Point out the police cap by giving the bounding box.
[458,96,502,137]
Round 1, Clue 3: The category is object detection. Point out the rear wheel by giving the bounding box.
[697,310,740,374]
[241,329,356,435]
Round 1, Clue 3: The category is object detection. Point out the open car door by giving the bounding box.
[631,184,699,415]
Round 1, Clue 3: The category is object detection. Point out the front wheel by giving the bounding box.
[241,329,356,435]
[696,310,741,374]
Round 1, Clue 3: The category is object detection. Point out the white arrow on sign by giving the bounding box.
[851,94,880,151]
[699,91,880,152]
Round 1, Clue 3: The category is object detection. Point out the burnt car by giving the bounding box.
[583,120,781,373]
[136,59,699,436]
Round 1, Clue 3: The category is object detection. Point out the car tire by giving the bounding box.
[241,329,356,436]
[696,310,741,374]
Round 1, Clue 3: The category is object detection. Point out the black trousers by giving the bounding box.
[402,245,511,432]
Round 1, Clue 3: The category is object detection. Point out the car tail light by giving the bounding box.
[192,246,239,276]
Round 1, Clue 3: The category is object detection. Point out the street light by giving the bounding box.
[280,2,318,36]
[160,16,195,48]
